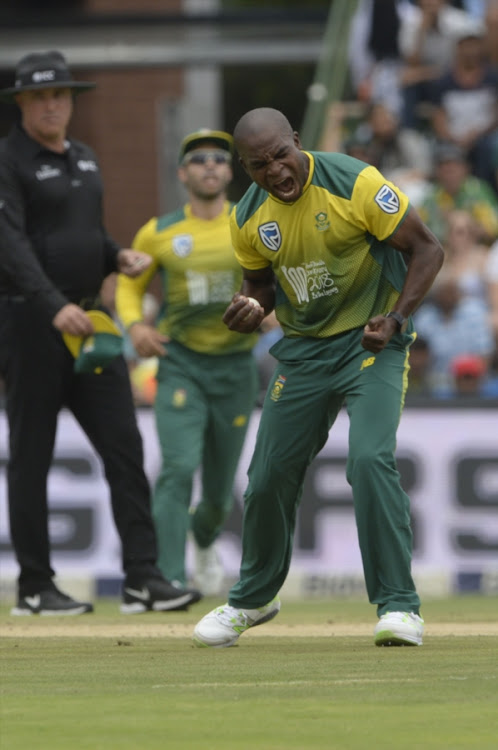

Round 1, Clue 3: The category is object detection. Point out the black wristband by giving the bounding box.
[386,311,408,333]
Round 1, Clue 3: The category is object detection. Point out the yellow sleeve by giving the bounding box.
[115,219,159,329]
[350,165,410,241]
[230,206,271,271]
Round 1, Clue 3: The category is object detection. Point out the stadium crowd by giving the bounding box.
[119,0,498,407]
[2,1,494,409]
[342,0,498,400]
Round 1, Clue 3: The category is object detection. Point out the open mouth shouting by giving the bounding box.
[272,175,298,202]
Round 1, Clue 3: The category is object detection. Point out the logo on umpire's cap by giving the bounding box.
[32,70,56,83]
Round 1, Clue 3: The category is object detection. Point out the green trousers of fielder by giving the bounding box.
[152,340,259,587]
[228,325,421,617]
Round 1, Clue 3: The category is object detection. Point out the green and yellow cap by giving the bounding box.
[63,310,123,374]
[178,128,233,162]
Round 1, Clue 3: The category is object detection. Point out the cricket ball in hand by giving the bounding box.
[243,297,263,320]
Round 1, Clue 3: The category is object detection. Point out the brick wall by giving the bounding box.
[70,67,183,246]
[69,0,184,245]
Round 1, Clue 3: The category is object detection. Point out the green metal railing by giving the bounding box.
[300,0,359,149]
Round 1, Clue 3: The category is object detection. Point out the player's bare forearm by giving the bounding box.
[240,266,276,314]
[387,208,444,317]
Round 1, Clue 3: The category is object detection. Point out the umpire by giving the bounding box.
[0,50,201,615]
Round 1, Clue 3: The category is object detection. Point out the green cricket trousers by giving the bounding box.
[153,340,258,586]
[229,326,421,617]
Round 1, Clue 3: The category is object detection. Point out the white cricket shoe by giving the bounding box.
[193,596,281,648]
[374,611,424,646]
[193,540,224,597]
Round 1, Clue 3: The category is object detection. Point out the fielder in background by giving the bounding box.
[116,130,259,596]
[0,51,201,616]
[193,107,444,649]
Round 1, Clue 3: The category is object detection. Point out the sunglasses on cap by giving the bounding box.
[182,150,232,166]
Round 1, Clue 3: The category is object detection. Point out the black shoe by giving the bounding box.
[11,588,94,616]
[120,577,202,614]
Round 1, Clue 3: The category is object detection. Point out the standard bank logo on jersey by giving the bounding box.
[374,184,400,214]
[172,234,193,257]
[258,221,281,251]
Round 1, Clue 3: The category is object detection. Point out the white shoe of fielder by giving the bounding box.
[193,596,281,648]
[374,611,424,646]
[193,540,224,597]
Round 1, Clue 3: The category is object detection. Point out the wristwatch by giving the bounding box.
[386,310,408,333]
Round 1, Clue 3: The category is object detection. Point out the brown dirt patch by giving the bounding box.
[1,622,497,638]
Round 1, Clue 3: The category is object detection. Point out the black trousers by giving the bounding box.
[0,299,161,596]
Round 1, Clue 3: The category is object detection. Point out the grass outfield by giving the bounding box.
[1,596,497,750]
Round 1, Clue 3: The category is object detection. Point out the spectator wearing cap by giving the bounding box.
[418,141,498,244]
[116,129,260,597]
[0,50,201,616]
[430,25,498,191]
[440,353,498,399]
[450,353,487,396]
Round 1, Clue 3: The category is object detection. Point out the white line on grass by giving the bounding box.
[150,674,495,689]
[152,678,422,689]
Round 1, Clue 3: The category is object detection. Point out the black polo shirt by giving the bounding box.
[0,124,121,319]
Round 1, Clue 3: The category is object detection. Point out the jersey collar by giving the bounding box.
[184,199,232,221]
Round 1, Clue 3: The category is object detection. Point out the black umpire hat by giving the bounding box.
[0,51,96,100]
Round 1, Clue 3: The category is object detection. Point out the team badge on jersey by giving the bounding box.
[172,388,187,408]
[374,184,400,214]
[270,374,287,402]
[314,211,330,232]
[258,221,281,251]
[172,234,193,257]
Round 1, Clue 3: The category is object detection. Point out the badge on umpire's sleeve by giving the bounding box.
[374,185,400,214]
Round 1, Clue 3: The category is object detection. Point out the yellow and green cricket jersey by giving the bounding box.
[231,152,411,338]
[117,201,257,354]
